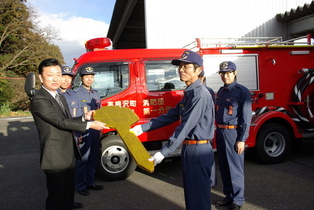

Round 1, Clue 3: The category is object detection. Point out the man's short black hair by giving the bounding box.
[38,58,61,74]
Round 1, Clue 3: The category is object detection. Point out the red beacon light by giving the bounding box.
[85,37,112,52]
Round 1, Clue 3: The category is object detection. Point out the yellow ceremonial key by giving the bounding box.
[94,106,154,173]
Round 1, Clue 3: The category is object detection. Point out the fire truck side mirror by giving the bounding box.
[24,72,38,99]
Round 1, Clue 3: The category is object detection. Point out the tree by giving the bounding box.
[0,0,64,76]
[0,0,64,108]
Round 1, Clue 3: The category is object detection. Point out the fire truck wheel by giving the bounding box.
[98,135,137,181]
[255,123,292,164]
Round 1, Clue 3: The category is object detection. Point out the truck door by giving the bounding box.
[138,59,185,142]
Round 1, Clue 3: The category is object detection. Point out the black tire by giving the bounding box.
[255,123,291,164]
[98,135,137,181]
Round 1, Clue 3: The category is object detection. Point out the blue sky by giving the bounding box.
[26,0,116,66]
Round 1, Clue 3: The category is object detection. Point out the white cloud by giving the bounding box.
[35,12,109,66]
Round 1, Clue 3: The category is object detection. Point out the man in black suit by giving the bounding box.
[31,58,106,210]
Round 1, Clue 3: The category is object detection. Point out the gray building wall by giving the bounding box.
[145,0,313,48]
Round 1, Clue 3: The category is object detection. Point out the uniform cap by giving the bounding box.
[172,50,203,66]
[218,61,237,73]
[80,66,95,75]
[61,66,73,76]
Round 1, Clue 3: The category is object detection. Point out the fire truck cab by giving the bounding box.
[70,36,314,181]
[71,38,187,180]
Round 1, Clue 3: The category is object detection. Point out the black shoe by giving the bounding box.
[87,184,104,190]
[77,189,89,196]
[73,202,83,209]
[229,203,241,210]
[214,198,233,207]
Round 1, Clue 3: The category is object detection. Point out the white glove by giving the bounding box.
[129,125,143,136]
[148,152,164,166]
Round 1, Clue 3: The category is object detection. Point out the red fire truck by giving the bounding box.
[36,36,314,181]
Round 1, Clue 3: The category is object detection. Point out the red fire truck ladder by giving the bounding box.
[183,34,312,49]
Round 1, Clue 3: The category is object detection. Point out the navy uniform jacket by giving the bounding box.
[142,79,215,157]
[74,86,101,116]
[58,89,81,118]
[216,81,252,142]
[204,85,215,102]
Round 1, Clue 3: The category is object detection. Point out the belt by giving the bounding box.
[182,140,209,145]
[217,124,239,129]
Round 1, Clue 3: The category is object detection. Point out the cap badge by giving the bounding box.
[63,67,71,73]
[181,51,190,60]
[220,62,229,70]
[85,67,93,72]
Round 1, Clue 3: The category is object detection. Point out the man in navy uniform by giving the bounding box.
[59,66,73,93]
[214,61,252,210]
[58,66,81,118]
[199,72,217,188]
[74,66,103,196]
[131,50,215,210]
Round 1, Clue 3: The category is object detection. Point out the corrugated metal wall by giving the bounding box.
[145,0,313,48]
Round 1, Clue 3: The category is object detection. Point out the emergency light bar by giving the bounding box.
[85,37,112,52]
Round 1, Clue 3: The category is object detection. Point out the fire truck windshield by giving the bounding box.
[72,62,129,98]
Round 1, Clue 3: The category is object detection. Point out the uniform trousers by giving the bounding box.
[44,168,75,210]
[211,156,217,187]
[216,128,245,206]
[181,142,214,210]
[75,129,100,190]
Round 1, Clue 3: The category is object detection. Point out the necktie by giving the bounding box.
[55,94,66,114]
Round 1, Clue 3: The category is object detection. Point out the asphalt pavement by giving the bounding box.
[0,116,314,210]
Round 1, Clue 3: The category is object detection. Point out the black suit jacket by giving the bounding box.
[31,87,87,170]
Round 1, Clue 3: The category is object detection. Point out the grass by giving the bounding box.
[0,103,31,117]
[0,111,31,117]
